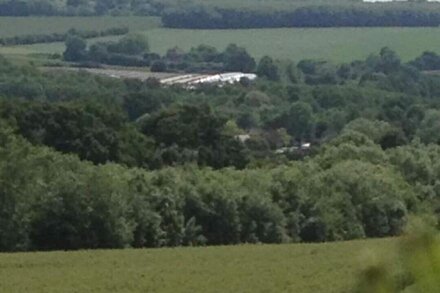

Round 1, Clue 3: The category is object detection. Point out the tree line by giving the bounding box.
[63,34,257,73]
[2,118,439,251]
[162,4,440,29]
[63,33,151,67]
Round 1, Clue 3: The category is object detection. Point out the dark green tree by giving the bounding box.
[223,44,256,72]
[257,56,280,81]
[287,102,314,141]
[63,35,87,61]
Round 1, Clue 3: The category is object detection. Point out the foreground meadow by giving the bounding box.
[0,239,396,293]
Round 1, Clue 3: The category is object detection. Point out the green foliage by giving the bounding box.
[257,56,280,81]
[162,1,440,29]
[307,160,410,240]
[3,109,431,251]
[1,47,440,252]
[0,124,422,251]
[140,104,249,169]
[343,118,406,149]
[141,104,223,148]
[0,100,154,167]
[64,38,257,73]
[356,221,440,293]
[223,44,256,73]
[287,102,314,141]
[63,35,87,61]
[107,33,149,55]
[64,34,150,65]
[416,110,440,145]
[410,51,440,71]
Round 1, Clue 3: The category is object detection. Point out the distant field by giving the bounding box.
[0,16,160,38]
[144,27,440,62]
[0,238,396,293]
[2,27,440,63]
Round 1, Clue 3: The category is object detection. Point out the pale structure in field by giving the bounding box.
[160,73,257,87]
[47,68,257,88]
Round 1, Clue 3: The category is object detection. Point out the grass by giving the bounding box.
[0,238,397,293]
[2,27,440,63]
[0,16,160,38]
[143,27,440,62]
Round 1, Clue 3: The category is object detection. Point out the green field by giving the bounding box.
[0,16,160,38]
[142,27,440,62]
[0,238,396,293]
[159,0,362,10]
[2,26,440,63]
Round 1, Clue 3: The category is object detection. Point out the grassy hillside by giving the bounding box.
[3,27,440,63]
[0,238,396,293]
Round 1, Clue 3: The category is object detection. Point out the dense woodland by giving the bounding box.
[2,0,440,28]
[1,44,440,251]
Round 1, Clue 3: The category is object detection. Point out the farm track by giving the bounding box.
[43,67,178,81]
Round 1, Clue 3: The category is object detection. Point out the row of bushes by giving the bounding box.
[64,34,258,73]
[0,27,129,46]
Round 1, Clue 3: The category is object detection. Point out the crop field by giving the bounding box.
[0,16,160,38]
[143,27,440,62]
[2,26,440,63]
[0,238,396,293]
